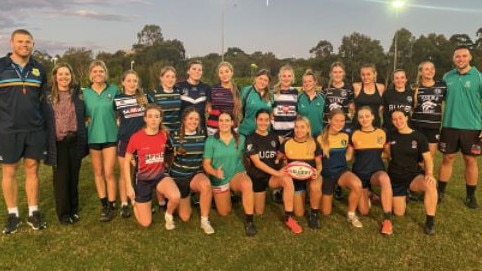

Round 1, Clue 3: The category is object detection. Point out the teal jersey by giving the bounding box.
[84,84,120,144]
[203,135,246,186]
[442,67,482,130]
[239,86,273,136]
[297,91,325,136]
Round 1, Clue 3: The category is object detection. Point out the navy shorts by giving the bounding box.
[89,142,117,151]
[414,126,440,144]
[322,169,349,195]
[389,172,422,197]
[0,130,46,164]
[117,139,129,157]
[293,179,307,193]
[439,128,481,156]
[250,175,270,193]
[134,173,168,203]
[173,172,203,198]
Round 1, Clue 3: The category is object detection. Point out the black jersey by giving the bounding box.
[322,83,354,127]
[411,81,446,130]
[245,132,280,179]
[354,84,383,128]
[387,130,428,180]
[382,88,414,132]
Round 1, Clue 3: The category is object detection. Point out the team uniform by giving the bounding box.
[322,83,355,134]
[387,130,429,196]
[382,88,414,134]
[177,81,211,130]
[150,87,182,133]
[114,93,151,157]
[83,84,120,148]
[271,88,298,138]
[318,132,350,195]
[203,135,246,192]
[126,129,168,203]
[239,86,273,136]
[167,129,206,198]
[245,132,281,192]
[411,82,446,143]
[0,54,47,163]
[439,67,482,155]
[297,92,325,137]
[207,84,236,136]
[354,85,383,128]
[350,128,387,188]
[279,138,322,192]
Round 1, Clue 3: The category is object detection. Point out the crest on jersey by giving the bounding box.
[407,96,413,103]
[271,140,277,148]
[377,136,384,144]
[246,144,253,151]
[434,88,442,95]
[340,90,347,97]
[411,140,417,149]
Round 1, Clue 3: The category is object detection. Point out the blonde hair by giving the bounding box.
[318,109,345,158]
[217,61,242,124]
[88,60,108,82]
[273,65,295,96]
[328,61,346,88]
[413,61,435,107]
[295,115,316,155]
[302,69,320,92]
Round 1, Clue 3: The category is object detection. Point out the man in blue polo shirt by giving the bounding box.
[0,29,47,234]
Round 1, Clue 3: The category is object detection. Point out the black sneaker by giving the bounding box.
[334,185,344,200]
[272,189,283,204]
[437,192,444,204]
[424,223,436,235]
[100,205,115,222]
[3,213,21,234]
[59,215,73,225]
[465,196,479,209]
[245,222,257,237]
[407,190,422,202]
[120,205,131,218]
[71,214,80,223]
[308,212,321,229]
[27,211,47,230]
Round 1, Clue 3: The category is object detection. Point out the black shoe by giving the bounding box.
[245,222,257,237]
[71,214,80,223]
[437,192,444,204]
[407,190,422,202]
[27,211,47,230]
[334,185,344,200]
[272,189,283,204]
[308,212,321,229]
[424,223,436,235]
[3,213,21,234]
[158,200,168,213]
[465,196,479,209]
[59,216,74,225]
[120,205,131,218]
[100,205,115,222]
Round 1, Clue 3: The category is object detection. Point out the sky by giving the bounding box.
[0,0,481,59]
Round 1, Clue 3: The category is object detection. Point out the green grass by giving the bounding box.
[0,154,481,271]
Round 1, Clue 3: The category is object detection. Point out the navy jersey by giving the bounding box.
[167,129,206,182]
[411,81,446,130]
[150,87,182,132]
[114,93,150,141]
[176,80,211,129]
[245,132,280,179]
[207,84,235,135]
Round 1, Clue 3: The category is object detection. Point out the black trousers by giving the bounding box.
[53,133,81,221]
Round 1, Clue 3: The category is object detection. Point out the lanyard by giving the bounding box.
[11,63,30,95]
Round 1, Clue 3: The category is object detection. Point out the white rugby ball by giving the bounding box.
[286,161,316,180]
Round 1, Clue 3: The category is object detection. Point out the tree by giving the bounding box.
[449,33,474,49]
[136,24,164,48]
[60,47,94,87]
[310,40,333,58]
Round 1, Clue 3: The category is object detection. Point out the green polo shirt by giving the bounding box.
[239,86,273,136]
[443,67,482,130]
[297,91,325,136]
[83,84,120,144]
[203,135,246,186]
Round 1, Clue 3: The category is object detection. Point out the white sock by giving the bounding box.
[165,212,173,221]
[29,206,38,216]
[347,211,355,218]
[121,202,128,207]
[8,207,19,217]
[201,216,209,223]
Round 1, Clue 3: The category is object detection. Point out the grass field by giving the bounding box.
[0,154,481,271]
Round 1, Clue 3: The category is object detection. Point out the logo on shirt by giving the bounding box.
[377,136,384,145]
[271,140,277,148]
[434,88,442,95]
[464,81,471,89]
[406,96,413,103]
[32,68,40,77]
[340,90,347,97]
[247,144,253,151]
[411,140,417,149]
[145,153,164,164]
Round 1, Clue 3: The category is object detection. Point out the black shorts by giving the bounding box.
[322,169,349,195]
[414,127,440,144]
[355,170,384,189]
[117,139,129,157]
[173,172,203,198]
[439,128,481,156]
[389,172,422,197]
[250,175,270,193]
[89,142,117,151]
[0,130,46,164]
[293,179,307,193]
[134,173,168,203]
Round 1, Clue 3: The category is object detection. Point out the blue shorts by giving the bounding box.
[0,130,46,164]
[293,179,307,193]
[322,169,349,195]
[117,139,129,157]
[134,173,168,203]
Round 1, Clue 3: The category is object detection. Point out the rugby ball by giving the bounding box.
[286,161,316,180]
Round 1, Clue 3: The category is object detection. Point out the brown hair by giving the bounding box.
[217,61,242,124]
[216,111,240,149]
[318,109,345,158]
[120,70,148,107]
[254,69,272,102]
[176,107,201,156]
[328,61,346,88]
[50,62,78,105]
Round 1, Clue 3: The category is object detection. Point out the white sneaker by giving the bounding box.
[347,213,363,228]
[165,214,175,230]
[200,220,215,235]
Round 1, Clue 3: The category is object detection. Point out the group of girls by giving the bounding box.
[44,58,443,237]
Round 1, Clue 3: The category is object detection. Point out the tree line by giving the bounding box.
[32,24,482,90]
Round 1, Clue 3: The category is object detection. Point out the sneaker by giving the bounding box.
[245,221,257,236]
[3,213,21,234]
[465,196,479,209]
[380,219,393,235]
[59,216,73,225]
[424,223,436,235]
[285,217,303,234]
[120,205,131,218]
[200,220,215,235]
[165,214,175,230]
[407,190,421,202]
[158,202,167,213]
[71,214,80,223]
[308,212,320,229]
[27,211,47,230]
[272,189,283,204]
[347,213,363,228]
[100,205,115,222]
[334,185,344,200]
[437,192,444,204]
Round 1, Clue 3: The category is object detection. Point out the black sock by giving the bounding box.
[438,181,448,193]
[245,214,254,223]
[311,208,319,216]
[383,212,392,220]
[100,197,108,207]
[284,211,294,221]
[109,201,116,209]
[426,215,435,226]
[466,185,477,198]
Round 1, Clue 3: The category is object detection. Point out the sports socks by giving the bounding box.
[8,207,19,217]
[28,205,38,216]
[437,181,447,194]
